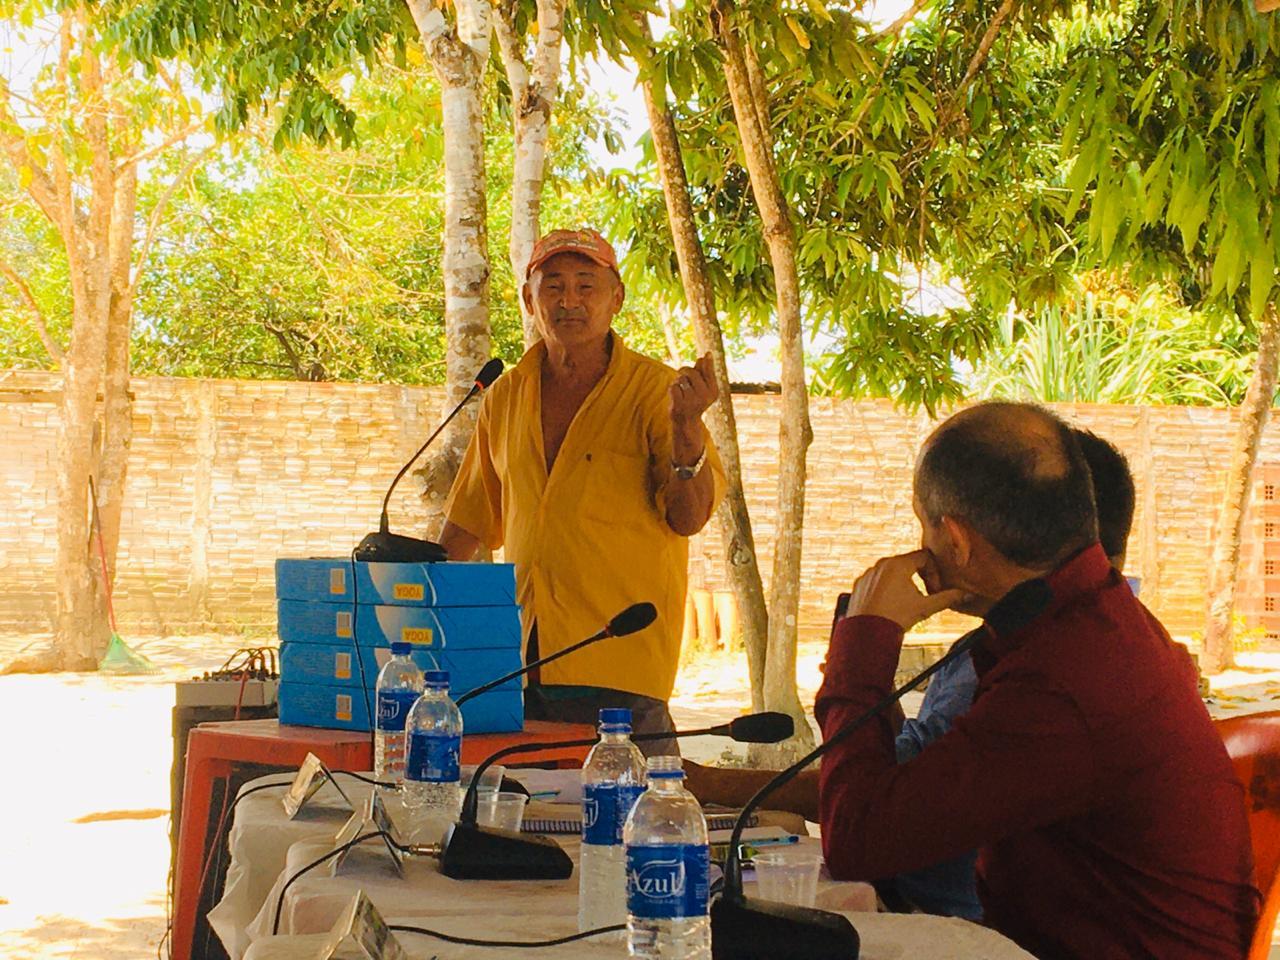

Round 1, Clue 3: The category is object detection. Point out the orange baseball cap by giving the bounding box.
[525,228,620,281]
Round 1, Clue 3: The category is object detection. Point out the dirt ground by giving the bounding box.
[1,631,1278,959]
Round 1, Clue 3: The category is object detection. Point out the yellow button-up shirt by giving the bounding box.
[444,335,725,702]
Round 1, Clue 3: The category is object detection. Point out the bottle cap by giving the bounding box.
[646,755,684,779]
[424,669,450,687]
[390,641,412,656]
[599,708,632,728]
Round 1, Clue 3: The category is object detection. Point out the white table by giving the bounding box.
[213,772,1034,960]
[242,912,1034,960]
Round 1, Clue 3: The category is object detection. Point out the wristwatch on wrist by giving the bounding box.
[671,447,707,481]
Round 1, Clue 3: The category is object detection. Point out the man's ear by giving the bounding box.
[941,515,973,569]
[611,275,625,313]
[521,280,534,314]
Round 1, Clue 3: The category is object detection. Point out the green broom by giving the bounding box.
[90,477,157,674]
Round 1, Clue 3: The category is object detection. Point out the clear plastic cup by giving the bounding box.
[461,764,506,794]
[753,847,822,907]
[476,791,528,832]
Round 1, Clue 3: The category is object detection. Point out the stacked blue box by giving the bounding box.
[275,559,524,734]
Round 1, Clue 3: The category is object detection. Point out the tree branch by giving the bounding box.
[128,145,213,299]
[492,1,530,108]
[874,0,927,39]
[947,0,1019,118]
[0,92,61,226]
[114,120,205,173]
[0,258,65,365]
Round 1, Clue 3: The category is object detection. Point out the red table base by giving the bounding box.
[171,718,593,960]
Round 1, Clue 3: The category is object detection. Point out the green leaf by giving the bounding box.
[1065,137,1101,221]
[785,17,810,50]
[1265,82,1280,189]
[803,0,834,22]
[1250,234,1276,321]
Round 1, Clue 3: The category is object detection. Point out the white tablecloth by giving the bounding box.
[242,912,1035,960]
[213,771,1031,960]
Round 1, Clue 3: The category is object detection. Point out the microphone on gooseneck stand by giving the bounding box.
[354,357,505,563]
[708,578,1054,960]
[436,711,795,881]
[455,602,658,708]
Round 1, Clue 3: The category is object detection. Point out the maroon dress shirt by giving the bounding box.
[816,544,1260,959]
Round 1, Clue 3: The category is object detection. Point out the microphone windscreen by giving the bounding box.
[728,711,794,743]
[474,358,505,390]
[606,602,658,637]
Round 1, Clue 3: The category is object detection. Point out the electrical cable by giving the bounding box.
[194,781,289,914]
[273,831,389,935]
[329,769,396,789]
[389,922,627,948]
[348,549,374,754]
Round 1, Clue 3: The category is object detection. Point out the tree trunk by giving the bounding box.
[96,164,138,588]
[408,0,493,524]
[712,6,815,760]
[494,0,564,346]
[638,56,772,722]
[0,8,199,673]
[1203,302,1280,674]
[50,10,117,670]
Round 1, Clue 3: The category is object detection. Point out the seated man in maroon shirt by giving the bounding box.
[818,401,1259,960]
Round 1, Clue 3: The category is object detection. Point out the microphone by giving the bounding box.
[709,578,1053,960]
[437,711,795,881]
[455,602,658,707]
[354,358,505,563]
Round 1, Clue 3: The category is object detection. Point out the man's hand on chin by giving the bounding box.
[845,549,969,632]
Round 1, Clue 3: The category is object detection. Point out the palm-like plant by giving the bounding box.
[970,282,1251,407]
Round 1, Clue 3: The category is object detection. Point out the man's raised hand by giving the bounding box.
[669,352,718,425]
[845,549,968,631]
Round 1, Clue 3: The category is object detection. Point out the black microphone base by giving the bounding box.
[439,821,574,880]
[711,895,860,960]
[353,531,448,563]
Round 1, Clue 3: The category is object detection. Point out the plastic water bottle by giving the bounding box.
[579,708,647,933]
[373,641,423,784]
[403,670,463,833]
[623,755,711,959]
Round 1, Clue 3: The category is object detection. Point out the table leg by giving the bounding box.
[172,733,232,960]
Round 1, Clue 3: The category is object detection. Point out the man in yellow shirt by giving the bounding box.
[440,229,725,754]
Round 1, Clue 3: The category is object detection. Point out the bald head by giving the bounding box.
[916,402,1099,570]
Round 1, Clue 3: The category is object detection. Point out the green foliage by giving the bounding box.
[106,0,412,147]
[0,172,70,365]
[125,71,640,382]
[604,0,1081,411]
[969,277,1254,405]
[1053,0,1280,324]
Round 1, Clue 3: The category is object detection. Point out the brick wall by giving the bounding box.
[0,368,1269,641]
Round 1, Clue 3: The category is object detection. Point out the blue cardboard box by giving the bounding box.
[279,640,521,698]
[278,680,524,735]
[275,558,516,607]
[277,600,523,652]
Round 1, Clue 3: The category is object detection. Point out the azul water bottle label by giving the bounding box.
[406,732,460,783]
[375,690,418,733]
[626,844,710,920]
[583,783,646,845]
[616,784,644,838]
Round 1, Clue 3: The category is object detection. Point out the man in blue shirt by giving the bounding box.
[684,427,1136,920]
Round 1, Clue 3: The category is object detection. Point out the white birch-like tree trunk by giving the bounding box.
[407,0,493,522]
[1203,301,1280,674]
[712,4,815,760]
[494,0,565,346]
[638,48,772,722]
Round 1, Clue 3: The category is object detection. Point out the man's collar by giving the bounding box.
[515,330,627,377]
[975,542,1111,662]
